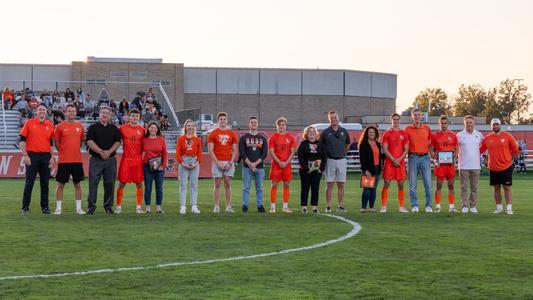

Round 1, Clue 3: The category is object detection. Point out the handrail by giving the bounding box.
[1,95,7,148]
[158,83,180,130]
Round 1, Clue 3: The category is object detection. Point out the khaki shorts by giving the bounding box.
[325,158,347,183]
[212,160,235,178]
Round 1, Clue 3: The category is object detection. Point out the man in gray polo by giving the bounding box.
[320,111,350,213]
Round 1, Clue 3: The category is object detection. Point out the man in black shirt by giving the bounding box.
[86,106,121,214]
[320,111,351,213]
[239,116,268,213]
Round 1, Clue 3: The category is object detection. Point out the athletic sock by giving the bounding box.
[270,186,277,204]
[398,189,405,208]
[282,186,290,204]
[75,200,82,210]
[496,204,503,210]
[116,187,124,206]
[283,203,288,209]
[381,187,389,207]
[56,201,62,210]
[448,193,455,205]
[435,192,442,204]
[506,204,512,210]
[136,187,143,206]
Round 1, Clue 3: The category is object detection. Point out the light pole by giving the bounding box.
[511,78,524,122]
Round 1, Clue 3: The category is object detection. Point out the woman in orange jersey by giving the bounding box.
[176,119,203,214]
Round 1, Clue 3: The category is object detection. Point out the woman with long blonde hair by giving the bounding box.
[176,119,203,214]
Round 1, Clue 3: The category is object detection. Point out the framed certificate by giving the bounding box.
[360,175,376,189]
[438,151,454,164]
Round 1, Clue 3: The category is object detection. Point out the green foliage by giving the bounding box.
[412,88,451,116]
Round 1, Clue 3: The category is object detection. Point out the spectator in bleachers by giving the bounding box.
[3,87,14,109]
[118,98,129,115]
[84,94,95,119]
[52,89,61,102]
[160,115,170,131]
[52,96,65,111]
[147,87,156,99]
[24,87,35,98]
[76,88,85,101]
[64,88,75,102]
[131,93,143,111]
[109,98,117,112]
[40,89,51,107]
[74,95,85,118]
[28,96,39,109]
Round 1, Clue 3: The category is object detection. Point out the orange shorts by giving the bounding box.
[269,163,293,182]
[118,158,144,184]
[434,164,456,181]
[382,159,406,181]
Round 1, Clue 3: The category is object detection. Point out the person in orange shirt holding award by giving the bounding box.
[480,118,520,215]
[431,116,459,213]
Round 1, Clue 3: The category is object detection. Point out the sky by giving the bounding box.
[2,0,532,112]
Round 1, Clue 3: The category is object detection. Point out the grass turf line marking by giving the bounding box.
[0,214,361,281]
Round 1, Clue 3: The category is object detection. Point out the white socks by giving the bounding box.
[283,203,288,209]
[76,200,82,210]
[56,201,62,210]
[506,204,512,210]
[496,204,503,210]
[271,204,276,209]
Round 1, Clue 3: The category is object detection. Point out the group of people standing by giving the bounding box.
[18,104,521,216]
[357,109,520,215]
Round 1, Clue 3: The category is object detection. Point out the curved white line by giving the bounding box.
[0,214,361,281]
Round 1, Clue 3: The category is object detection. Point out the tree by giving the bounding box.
[453,84,489,116]
[494,79,531,124]
[411,88,451,116]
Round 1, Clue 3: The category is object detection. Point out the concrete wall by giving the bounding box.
[0,64,70,91]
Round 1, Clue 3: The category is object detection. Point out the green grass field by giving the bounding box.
[1,170,532,299]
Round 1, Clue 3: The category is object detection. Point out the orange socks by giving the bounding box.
[448,193,455,205]
[381,187,389,207]
[282,186,290,204]
[435,192,442,204]
[398,189,405,208]
[116,188,124,206]
[270,186,278,204]
[136,187,143,206]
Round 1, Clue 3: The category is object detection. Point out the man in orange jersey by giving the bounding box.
[431,116,459,213]
[480,118,520,215]
[53,104,86,215]
[404,108,435,213]
[19,104,55,215]
[268,117,297,213]
[208,112,239,214]
[380,113,409,213]
[115,109,146,214]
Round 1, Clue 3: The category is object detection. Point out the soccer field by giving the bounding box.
[1,171,532,299]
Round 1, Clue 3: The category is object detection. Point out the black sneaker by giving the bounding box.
[105,208,114,214]
[257,206,266,213]
[242,206,248,213]
[312,208,319,214]
[21,209,29,215]
[42,208,51,214]
[86,208,95,215]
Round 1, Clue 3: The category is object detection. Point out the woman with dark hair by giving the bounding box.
[358,126,383,213]
[142,121,168,214]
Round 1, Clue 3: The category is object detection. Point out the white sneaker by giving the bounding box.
[435,204,441,213]
[269,207,276,213]
[380,207,387,213]
[493,208,504,214]
[76,209,86,215]
[136,206,144,214]
[180,206,187,215]
[425,206,433,213]
[411,206,419,213]
[213,206,220,213]
[191,206,201,214]
[324,207,332,213]
[462,207,469,214]
[399,207,409,213]
[114,206,122,214]
[226,206,234,214]
[53,208,61,215]
[449,207,459,213]
[469,207,478,214]
[506,208,514,215]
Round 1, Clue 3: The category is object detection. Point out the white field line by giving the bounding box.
[0,214,361,281]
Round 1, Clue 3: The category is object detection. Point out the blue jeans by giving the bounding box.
[361,173,380,209]
[242,167,265,208]
[144,164,164,206]
[408,154,432,208]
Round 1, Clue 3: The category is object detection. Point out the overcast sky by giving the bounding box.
[2,0,531,111]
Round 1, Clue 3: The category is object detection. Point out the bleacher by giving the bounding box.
[0,110,21,149]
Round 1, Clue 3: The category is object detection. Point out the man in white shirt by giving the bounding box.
[457,115,484,213]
